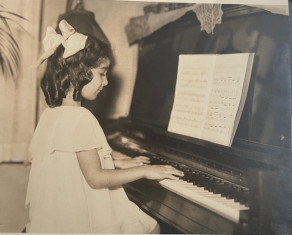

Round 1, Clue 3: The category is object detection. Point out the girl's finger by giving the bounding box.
[165,169,184,176]
[164,174,180,180]
[134,156,150,161]
[164,165,176,170]
[133,159,150,164]
[164,166,184,176]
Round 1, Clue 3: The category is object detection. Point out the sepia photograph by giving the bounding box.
[0,0,291,234]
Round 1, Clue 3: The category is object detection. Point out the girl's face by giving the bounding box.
[81,59,110,100]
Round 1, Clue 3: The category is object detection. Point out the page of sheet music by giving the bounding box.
[168,55,216,138]
[168,53,252,146]
[201,53,250,146]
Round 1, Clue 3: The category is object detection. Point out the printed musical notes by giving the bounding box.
[168,53,254,146]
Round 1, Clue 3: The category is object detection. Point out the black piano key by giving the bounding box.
[238,190,249,206]
[203,180,232,198]
[230,186,244,201]
[221,186,240,199]
[196,181,210,187]
[204,181,222,192]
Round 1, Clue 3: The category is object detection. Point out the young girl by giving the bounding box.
[25,20,183,233]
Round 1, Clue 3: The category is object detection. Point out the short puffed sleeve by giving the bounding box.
[51,110,103,153]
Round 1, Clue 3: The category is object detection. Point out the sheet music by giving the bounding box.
[168,53,254,146]
[168,55,215,137]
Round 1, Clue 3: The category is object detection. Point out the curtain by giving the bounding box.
[125,3,288,44]
[0,0,41,162]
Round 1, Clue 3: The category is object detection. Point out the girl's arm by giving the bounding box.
[77,148,183,189]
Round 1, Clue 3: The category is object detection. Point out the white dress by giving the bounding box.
[25,106,157,233]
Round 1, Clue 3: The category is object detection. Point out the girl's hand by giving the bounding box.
[132,156,151,165]
[114,156,150,169]
[112,151,132,160]
[143,165,184,180]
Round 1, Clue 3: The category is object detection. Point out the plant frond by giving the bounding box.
[0,30,21,81]
[0,10,29,22]
[0,16,11,32]
[0,6,28,82]
[3,17,30,35]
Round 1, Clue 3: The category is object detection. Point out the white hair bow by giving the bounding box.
[38,20,88,64]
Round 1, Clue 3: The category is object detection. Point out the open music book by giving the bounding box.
[168,53,255,146]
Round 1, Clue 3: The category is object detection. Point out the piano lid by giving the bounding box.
[128,4,292,164]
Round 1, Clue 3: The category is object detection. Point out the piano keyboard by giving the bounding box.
[151,155,249,223]
[160,179,248,223]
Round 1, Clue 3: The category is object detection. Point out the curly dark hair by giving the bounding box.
[41,36,112,107]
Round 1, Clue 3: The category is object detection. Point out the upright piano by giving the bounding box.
[101,4,292,234]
